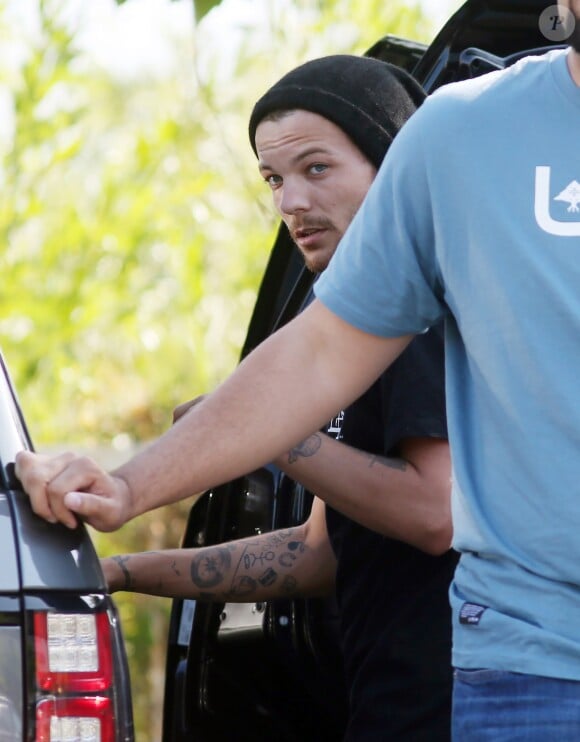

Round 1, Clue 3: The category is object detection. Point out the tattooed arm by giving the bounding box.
[275,435,451,555]
[101,497,336,600]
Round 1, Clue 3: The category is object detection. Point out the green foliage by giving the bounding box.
[191,0,220,21]
[1,1,267,448]
[0,0,433,739]
[115,0,221,23]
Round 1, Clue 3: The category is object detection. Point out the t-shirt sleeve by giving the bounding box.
[314,102,448,337]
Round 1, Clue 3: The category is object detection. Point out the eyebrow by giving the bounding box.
[258,146,333,173]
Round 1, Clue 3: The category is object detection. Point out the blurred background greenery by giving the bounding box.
[0,0,454,738]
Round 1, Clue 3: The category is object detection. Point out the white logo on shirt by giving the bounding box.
[554,180,580,213]
[535,166,580,236]
[327,410,344,440]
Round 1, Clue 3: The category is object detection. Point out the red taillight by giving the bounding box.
[34,612,113,693]
[36,697,114,741]
[33,610,117,741]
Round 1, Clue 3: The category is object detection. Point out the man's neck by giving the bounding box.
[567,48,580,86]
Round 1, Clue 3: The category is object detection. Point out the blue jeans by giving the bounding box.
[453,669,580,741]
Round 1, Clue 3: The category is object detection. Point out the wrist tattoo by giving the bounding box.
[112,555,134,591]
[288,433,322,464]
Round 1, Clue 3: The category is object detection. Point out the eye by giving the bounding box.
[264,174,282,189]
[309,163,327,175]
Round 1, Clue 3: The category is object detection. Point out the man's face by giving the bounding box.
[255,110,376,273]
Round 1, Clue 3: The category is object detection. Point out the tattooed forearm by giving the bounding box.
[112,555,134,591]
[367,454,407,472]
[188,528,309,601]
[287,433,322,464]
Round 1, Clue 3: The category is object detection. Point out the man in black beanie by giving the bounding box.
[67,56,458,739]
[247,55,457,740]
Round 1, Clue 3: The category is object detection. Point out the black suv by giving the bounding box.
[160,1,561,740]
[0,352,133,741]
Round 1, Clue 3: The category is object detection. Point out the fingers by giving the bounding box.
[63,488,127,533]
[172,394,206,424]
[44,455,103,529]
[15,451,130,532]
[15,451,78,527]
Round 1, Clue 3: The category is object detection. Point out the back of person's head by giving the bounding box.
[249,54,426,169]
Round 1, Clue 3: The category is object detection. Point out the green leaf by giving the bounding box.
[192,0,221,21]
[114,0,222,21]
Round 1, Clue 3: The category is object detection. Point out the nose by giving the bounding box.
[278,178,310,216]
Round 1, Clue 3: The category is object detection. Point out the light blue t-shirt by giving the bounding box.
[315,49,580,679]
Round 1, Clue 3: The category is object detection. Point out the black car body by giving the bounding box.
[0,353,134,741]
[161,1,562,739]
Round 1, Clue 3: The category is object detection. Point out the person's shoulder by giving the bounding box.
[423,48,565,114]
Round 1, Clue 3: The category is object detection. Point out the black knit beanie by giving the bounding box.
[249,54,426,169]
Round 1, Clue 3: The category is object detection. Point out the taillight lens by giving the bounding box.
[36,697,114,741]
[33,610,116,742]
[34,612,113,693]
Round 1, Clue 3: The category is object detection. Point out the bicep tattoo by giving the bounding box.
[287,433,322,464]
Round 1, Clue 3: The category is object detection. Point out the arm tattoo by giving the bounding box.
[281,575,298,594]
[170,560,181,577]
[112,555,134,591]
[367,454,407,472]
[190,546,231,589]
[258,567,278,587]
[287,433,322,464]
[190,530,307,600]
[261,530,294,547]
[228,575,258,596]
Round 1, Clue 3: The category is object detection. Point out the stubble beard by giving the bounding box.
[302,249,332,275]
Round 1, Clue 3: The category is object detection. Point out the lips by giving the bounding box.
[293,227,327,247]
